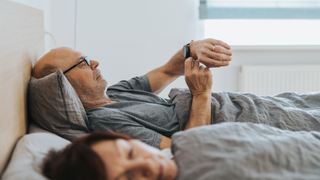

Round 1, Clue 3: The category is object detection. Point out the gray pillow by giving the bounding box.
[28,69,90,141]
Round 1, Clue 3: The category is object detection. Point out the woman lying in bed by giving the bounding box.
[42,123,320,180]
[43,131,177,180]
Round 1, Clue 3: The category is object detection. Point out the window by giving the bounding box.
[204,19,320,45]
[201,0,320,46]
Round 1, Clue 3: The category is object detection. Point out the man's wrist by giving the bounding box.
[189,41,196,59]
[192,93,211,100]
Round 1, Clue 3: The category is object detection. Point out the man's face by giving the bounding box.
[61,48,108,100]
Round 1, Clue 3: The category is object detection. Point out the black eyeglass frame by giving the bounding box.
[63,56,91,74]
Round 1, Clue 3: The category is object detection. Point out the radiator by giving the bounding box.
[239,65,320,95]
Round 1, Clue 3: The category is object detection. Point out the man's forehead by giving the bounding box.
[61,50,85,64]
[47,49,84,70]
[74,49,86,60]
[74,55,86,62]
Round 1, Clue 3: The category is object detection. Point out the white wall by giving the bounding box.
[69,0,320,96]
[75,0,203,97]
[50,0,76,49]
[212,48,320,92]
[11,0,320,96]
[8,0,76,53]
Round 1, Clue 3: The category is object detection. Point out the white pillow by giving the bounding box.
[2,131,70,180]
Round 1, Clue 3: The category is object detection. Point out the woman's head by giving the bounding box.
[42,132,177,180]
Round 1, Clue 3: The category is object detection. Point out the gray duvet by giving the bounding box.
[171,123,320,180]
[169,88,320,132]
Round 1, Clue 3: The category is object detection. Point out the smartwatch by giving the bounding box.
[183,41,192,59]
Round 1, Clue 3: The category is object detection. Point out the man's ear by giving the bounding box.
[33,63,57,78]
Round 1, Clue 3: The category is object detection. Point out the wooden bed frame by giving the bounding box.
[0,1,44,174]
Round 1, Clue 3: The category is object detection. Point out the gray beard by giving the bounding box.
[68,77,107,105]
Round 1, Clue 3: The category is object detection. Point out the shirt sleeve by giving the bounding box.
[88,112,162,148]
[108,75,152,92]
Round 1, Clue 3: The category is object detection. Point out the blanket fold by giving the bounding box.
[169,88,320,131]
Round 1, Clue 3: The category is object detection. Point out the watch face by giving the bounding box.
[183,44,189,58]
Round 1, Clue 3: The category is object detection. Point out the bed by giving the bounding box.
[1,1,320,180]
[0,0,44,174]
[0,2,85,179]
[0,1,65,179]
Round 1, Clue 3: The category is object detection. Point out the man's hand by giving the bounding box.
[184,57,212,131]
[190,38,232,68]
[185,57,213,97]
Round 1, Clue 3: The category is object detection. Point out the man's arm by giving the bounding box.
[147,38,232,94]
[159,98,211,149]
[159,57,213,149]
[147,49,185,94]
[184,57,212,130]
[159,135,172,150]
[159,96,211,150]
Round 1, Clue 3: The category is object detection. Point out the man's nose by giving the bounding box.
[90,60,99,70]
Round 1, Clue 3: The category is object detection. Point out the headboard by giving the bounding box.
[0,1,44,174]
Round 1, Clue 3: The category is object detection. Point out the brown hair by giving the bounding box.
[42,132,132,180]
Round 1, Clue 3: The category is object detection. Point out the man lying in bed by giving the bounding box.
[32,38,231,149]
[31,38,320,150]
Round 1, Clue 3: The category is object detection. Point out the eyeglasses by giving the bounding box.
[63,56,91,74]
